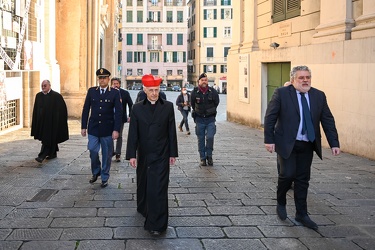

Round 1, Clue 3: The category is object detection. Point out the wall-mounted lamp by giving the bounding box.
[270,42,280,49]
[197,42,201,47]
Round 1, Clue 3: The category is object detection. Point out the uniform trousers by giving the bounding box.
[88,134,113,182]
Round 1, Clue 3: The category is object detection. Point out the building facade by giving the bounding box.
[227,0,375,160]
[187,0,233,92]
[0,0,120,134]
[121,0,188,89]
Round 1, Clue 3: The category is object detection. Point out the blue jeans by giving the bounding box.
[179,109,190,131]
[195,121,216,160]
[88,134,113,182]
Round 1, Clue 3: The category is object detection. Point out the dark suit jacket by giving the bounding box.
[81,86,122,137]
[176,93,191,112]
[118,88,133,123]
[264,85,339,160]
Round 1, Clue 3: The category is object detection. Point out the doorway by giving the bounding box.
[267,62,290,103]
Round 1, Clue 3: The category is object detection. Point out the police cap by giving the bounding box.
[198,72,207,80]
[96,68,111,77]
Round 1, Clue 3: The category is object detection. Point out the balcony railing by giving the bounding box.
[148,45,162,50]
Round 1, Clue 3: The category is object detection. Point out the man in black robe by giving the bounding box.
[126,74,178,236]
[31,80,69,163]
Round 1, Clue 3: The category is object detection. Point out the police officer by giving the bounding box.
[81,68,122,188]
[191,73,220,166]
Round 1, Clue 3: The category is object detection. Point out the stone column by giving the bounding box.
[313,0,355,43]
[241,0,259,52]
[351,0,375,39]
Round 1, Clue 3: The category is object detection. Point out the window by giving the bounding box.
[177,34,183,45]
[204,65,217,73]
[273,0,301,23]
[148,11,161,22]
[177,11,183,22]
[224,47,230,59]
[224,27,231,37]
[221,0,231,5]
[151,69,159,75]
[167,34,173,45]
[137,0,143,6]
[176,52,186,63]
[126,52,133,62]
[137,34,143,45]
[137,11,143,22]
[127,0,132,6]
[118,29,122,42]
[126,11,133,22]
[220,65,227,73]
[151,0,158,6]
[127,34,133,45]
[221,8,232,19]
[166,0,173,6]
[204,0,217,6]
[207,47,214,58]
[134,52,146,63]
[137,69,143,75]
[203,27,217,38]
[176,0,183,6]
[167,70,172,75]
[127,68,133,75]
[118,51,122,64]
[178,70,183,75]
[204,9,217,20]
[150,52,160,62]
[167,11,173,22]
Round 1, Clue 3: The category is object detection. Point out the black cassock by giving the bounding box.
[126,98,178,232]
[31,90,69,154]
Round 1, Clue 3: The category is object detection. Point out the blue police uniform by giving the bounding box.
[82,70,122,186]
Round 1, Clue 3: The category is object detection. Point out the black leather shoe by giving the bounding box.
[207,156,213,166]
[149,230,162,236]
[101,181,108,188]
[200,159,207,166]
[115,154,121,162]
[35,156,46,163]
[46,154,57,160]
[295,215,318,230]
[276,204,287,220]
[89,173,100,184]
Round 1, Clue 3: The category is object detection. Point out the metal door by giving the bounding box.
[267,63,290,103]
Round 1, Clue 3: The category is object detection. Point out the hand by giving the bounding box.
[331,147,340,156]
[112,131,119,140]
[127,117,131,123]
[81,129,87,137]
[169,157,176,165]
[265,143,275,153]
[129,158,137,168]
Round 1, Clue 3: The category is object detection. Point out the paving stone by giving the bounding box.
[169,207,210,216]
[6,229,62,240]
[50,208,97,217]
[0,206,14,219]
[98,208,138,217]
[60,228,113,240]
[352,238,375,250]
[105,216,144,227]
[125,239,202,250]
[17,200,75,208]
[261,238,308,249]
[258,226,320,238]
[230,215,293,226]
[0,218,52,228]
[114,200,137,208]
[94,193,133,201]
[208,206,264,215]
[50,217,105,228]
[0,241,22,250]
[20,241,77,250]
[0,229,11,240]
[326,214,375,225]
[176,227,224,238]
[77,240,125,250]
[5,208,51,218]
[316,225,369,238]
[169,216,231,227]
[175,193,216,200]
[74,200,115,208]
[223,226,263,238]
[114,226,176,239]
[205,199,243,206]
[202,239,267,250]
[176,200,206,207]
[299,237,363,250]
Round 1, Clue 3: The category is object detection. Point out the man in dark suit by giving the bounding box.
[81,68,122,188]
[111,77,133,162]
[126,74,178,236]
[264,65,340,230]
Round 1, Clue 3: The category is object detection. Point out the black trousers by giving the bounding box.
[38,144,58,158]
[277,140,313,216]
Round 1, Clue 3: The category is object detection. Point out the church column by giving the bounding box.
[351,0,375,39]
[313,0,355,43]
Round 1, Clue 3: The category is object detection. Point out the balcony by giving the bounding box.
[148,45,162,50]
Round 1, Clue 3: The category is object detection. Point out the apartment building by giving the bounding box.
[187,0,232,92]
[121,0,188,89]
[227,0,375,160]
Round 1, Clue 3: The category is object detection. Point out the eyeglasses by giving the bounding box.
[98,76,108,79]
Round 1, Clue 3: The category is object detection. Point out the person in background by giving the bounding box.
[191,73,220,166]
[126,74,178,236]
[264,65,340,230]
[176,87,191,135]
[31,80,69,163]
[111,77,133,162]
[81,68,122,188]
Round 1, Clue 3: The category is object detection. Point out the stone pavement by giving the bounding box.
[0,91,374,250]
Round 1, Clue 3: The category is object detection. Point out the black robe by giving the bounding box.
[31,90,69,148]
[126,98,178,232]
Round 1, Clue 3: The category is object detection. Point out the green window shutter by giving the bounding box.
[221,9,224,19]
[286,0,300,19]
[204,9,207,20]
[183,52,186,62]
[214,9,217,19]
[213,27,217,37]
[203,27,207,38]
[213,65,217,73]
[164,52,167,62]
[134,52,138,62]
[143,52,146,62]
[203,65,207,72]
[220,65,224,73]
[127,34,133,45]
[273,0,300,23]
[173,52,177,63]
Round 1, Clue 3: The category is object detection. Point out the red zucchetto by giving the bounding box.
[142,74,162,87]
